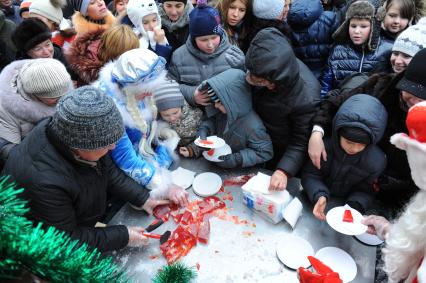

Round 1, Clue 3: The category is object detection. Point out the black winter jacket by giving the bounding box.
[311,72,419,210]
[302,95,387,212]
[2,119,150,252]
[245,27,320,176]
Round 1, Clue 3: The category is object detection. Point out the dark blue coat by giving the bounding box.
[288,0,341,78]
[319,38,393,97]
[302,94,387,212]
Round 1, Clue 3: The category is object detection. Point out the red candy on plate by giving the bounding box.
[342,209,354,223]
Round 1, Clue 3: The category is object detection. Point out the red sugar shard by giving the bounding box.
[343,209,354,223]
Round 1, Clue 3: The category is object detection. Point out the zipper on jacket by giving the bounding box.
[358,46,365,73]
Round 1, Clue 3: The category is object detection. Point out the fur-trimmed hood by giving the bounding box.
[72,11,116,36]
[0,60,56,124]
[65,28,104,85]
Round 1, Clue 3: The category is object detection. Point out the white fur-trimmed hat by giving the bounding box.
[391,101,426,190]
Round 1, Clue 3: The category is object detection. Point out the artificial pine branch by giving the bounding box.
[0,176,128,282]
[152,262,197,283]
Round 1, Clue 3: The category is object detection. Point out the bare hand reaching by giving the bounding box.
[313,196,327,221]
[268,170,288,191]
[308,131,327,169]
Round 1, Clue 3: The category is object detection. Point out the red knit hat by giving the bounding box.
[406,101,426,143]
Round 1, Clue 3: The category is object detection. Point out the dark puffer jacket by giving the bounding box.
[319,38,393,97]
[2,119,150,252]
[288,0,341,78]
[302,94,387,212]
[245,27,320,176]
[199,69,273,168]
[311,72,419,212]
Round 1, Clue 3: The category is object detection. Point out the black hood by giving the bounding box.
[245,27,300,90]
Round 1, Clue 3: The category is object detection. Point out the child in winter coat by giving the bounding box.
[168,0,245,117]
[288,0,341,79]
[153,77,204,156]
[180,69,273,168]
[95,48,188,206]
[319,0,393,98]
[124,0,172,62]
[379,0,416,41]
[302,94,387,220]
[158,0,193,52]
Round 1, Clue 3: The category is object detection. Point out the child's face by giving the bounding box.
[115,0,128,14]
[383,4,409,34]
[143,13,159,32]
[163,1,185,22]
[349,18,371,46]
[214,101,227,114]
[195,35,221,54]
[160,107,183,124]
[227,0,246,27]
[390,51,412,73]
[340,136,367,155]
[279,0,291,21]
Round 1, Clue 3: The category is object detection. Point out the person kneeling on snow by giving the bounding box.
[302,94,387,220]
[95,48,188,206]
[180,69,273,168]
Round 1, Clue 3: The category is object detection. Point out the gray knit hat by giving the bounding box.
[153,78,185,111]
[50,86,125,150]
[392,17,426,57]
[17,58,72,98]
[252,0,285,20]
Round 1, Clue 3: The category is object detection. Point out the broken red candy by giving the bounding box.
[160,225,197,264]
[207,149,215,156]
[198,215,210,244]
[199,140,213,145]
[153,205,171,221]
[343,209,354,223]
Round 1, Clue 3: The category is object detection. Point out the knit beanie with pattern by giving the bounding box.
[153,78,184,111]
[17,58,72,98]
[29,0,65,25]
[50,86,125,150]
[396,48,426,100]
[68,0,91,15]
[189,0,222,38]
[252,0,285,20]
[393,17,426,57]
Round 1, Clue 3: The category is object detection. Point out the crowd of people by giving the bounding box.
[1,0,426,281]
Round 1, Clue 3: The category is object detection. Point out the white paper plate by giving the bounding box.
[202,144,232,162]
[326,206,367,236]
[315,247,357,283]
[171,167,196,190]
[276,234,314,270]
[192,172,222,197]
[194,136,226,149]
[354,232,384,246]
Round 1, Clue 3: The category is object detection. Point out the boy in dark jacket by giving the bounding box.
[180,69,273,168]
[302,94,387,220]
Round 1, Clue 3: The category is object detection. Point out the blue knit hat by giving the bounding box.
[189,0,222,38]
[50,86,124,150]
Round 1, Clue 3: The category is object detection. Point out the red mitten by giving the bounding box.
[298,256,342,283]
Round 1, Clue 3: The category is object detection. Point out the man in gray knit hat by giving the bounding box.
[2,86,167,251]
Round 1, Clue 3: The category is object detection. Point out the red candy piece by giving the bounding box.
[207,149,215,156]
[199,140,213,145]
[160,225,197,264]
[198,215,210,244]
[153,204,171,221]
[343,209,354,223]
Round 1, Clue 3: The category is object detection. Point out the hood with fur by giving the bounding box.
[72,11,116,36]
[65,28,104,84]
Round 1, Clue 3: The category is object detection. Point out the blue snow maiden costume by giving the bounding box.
[95,48,179,196]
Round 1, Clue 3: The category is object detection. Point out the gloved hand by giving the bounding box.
[140,198,171,215]
[298,256,342,283]
[127,226,149,247]
[167,184,189,207]
[361,215,390,240]
[218,153,243,168]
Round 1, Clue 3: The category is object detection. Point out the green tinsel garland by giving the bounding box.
[152,262,197,283]
[0,176,128,282]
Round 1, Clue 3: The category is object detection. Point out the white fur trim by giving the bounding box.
[146,167,172,199]
[390,133,426,153]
